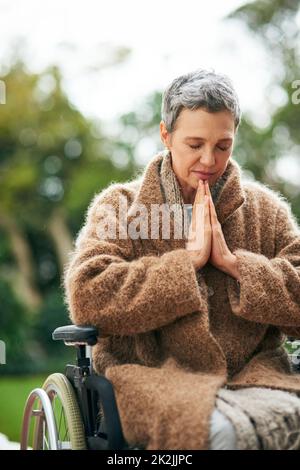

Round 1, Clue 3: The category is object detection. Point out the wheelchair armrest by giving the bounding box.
[52,325,98,346]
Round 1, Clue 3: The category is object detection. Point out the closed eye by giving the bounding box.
[189,145,230,151]
[189,145,201,150]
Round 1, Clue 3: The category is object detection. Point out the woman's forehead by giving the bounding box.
[175,108,235,135]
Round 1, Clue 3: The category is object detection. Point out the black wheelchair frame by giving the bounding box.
[51,324,131,450]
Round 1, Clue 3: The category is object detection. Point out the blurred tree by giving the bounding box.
[226,0,300,220]
[0,59,136,314]
[114,90,164,169]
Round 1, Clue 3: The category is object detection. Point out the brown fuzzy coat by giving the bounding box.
[63,151,300,450]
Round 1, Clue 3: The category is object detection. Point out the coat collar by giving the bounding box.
[127,150,246,250]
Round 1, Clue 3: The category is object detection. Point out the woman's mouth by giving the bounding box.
[192,171,215,180]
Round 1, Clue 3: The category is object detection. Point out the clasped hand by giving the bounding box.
[186,179,240,280]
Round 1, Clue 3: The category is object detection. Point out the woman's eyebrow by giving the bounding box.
[184,136,233,142]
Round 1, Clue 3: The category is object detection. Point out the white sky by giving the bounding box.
[0,0,278,130]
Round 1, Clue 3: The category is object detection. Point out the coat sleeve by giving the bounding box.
[227,201,300,335]
[63,187,205,337]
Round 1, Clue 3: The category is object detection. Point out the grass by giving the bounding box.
[0,374,47,443]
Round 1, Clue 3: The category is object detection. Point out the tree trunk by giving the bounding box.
[0,214,42,311]
[47,207,73,274]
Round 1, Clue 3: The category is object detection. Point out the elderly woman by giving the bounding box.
[64,69,300,450]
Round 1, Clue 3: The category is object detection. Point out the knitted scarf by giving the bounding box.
[159,148,229,237]
[159,148,228,205]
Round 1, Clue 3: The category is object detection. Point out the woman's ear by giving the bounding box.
[160,120,170,149]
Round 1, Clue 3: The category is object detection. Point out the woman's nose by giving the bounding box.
[199,149,215,167]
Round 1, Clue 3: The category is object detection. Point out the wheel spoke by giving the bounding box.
[52,393,71,449]
[58,399,63,440]
[62,410,69,441]
[42,420,49,450]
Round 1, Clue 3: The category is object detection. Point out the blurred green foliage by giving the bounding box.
[0,59,138,374]
[226,0,300,220]
[0,0,300,377]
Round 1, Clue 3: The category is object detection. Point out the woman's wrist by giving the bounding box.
[186,251,206,271]
[221,254,240,281]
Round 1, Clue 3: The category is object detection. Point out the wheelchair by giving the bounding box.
[20,325,137,450]
[20,325,300,450]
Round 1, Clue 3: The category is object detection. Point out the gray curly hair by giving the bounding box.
[161,68,241,133]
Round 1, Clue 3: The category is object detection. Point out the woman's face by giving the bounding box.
[160,107,236,204]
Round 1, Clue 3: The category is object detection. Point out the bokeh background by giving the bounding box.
[0,0,300,444]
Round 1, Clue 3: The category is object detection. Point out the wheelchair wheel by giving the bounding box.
[21,373,86,450]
